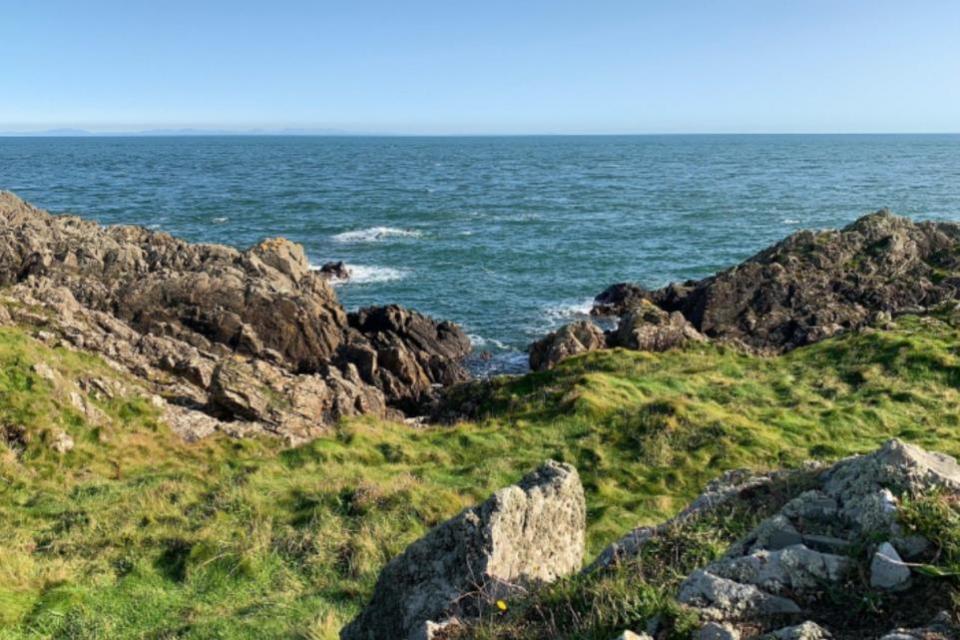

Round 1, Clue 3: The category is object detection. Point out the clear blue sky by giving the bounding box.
[2,0,959,134]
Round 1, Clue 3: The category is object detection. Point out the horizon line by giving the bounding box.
[2,129,959,138]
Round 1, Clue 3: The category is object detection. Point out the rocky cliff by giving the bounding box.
[0,192,470,442]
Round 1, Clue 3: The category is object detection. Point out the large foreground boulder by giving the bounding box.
[341,461,586,640]
[593,211,960,352]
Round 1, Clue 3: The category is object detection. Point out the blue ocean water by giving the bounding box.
[2,134,959,372]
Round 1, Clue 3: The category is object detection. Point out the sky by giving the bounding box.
[2,0,959,135]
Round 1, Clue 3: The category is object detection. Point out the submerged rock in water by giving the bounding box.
[341,460,586,640]
[317,260,351,280]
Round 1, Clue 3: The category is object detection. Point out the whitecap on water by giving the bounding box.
[212,216,229,224]
[544,298,595,321]
[331,226,423,243]
[467,333,510,351]
[521,297,603,338]
[309,264,409,285]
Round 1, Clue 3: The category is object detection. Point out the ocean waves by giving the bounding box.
[332,226,423,243]
[310,264,409,284]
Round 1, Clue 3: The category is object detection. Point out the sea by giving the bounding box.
[2,134,959,373]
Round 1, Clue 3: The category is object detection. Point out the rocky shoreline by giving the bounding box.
[0,191,471,443]
[7,192,960,439]
[3,192,960,639]
[531,209,960,371]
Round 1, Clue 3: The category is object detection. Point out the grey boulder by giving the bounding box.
[341,460,587,640]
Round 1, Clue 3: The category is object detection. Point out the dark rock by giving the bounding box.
[344,305,472,410]
[317,260,351,280]
[593,210,960,352]
[592,282,654,316]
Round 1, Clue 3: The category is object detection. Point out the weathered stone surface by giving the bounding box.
[696,621,741,640]
[411,618,461,640]
[609,300,705,352]
[341,461,586,640]
[50,431,74,454]
[878,612,959,639]
[618,441,960,635]
[592,282,654,317]
[611,632,653,640]
[824,439,960,500]
[528,320,606,371]
[0,190,346,370]
[677,569,801,620]
[590,467,794,571]
[706,544,849,594]
[765,621,833,639]
[870,542,911,591]
[592,211,960,352]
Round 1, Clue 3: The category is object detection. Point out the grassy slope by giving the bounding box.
[2,312,960,638]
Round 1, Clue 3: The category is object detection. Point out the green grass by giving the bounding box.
[3,312,960,638]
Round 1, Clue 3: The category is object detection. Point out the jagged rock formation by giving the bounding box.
[611,299,706,351]
[528,320,606,371]
[530,210,960,371]
[528,302,704,372]
[600,439,960,638]
[593,210,960,353]
[341,305,472,412]
[0,192,470,442]
[345,442,960,639]
[341,460,586,640]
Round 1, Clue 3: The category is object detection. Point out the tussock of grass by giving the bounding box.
[2,314,960,638]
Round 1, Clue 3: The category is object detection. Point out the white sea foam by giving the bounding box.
[544,298,595,321]
[782,218,801,224]
[519,298,597,338]
[332,226,423,243]
[309,263,409,285]
[212,216,229,224]
[467,334,510,351]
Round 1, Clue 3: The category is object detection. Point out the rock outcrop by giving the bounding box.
[593,211,960,352]
[528,320,606,371]
[0,192,470,442]
[341,460,586,640]
[609,299,705,351]
[341,305,472,411]
[317,260,351,280]
[528,302,704,372]
[595,440,960,638]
